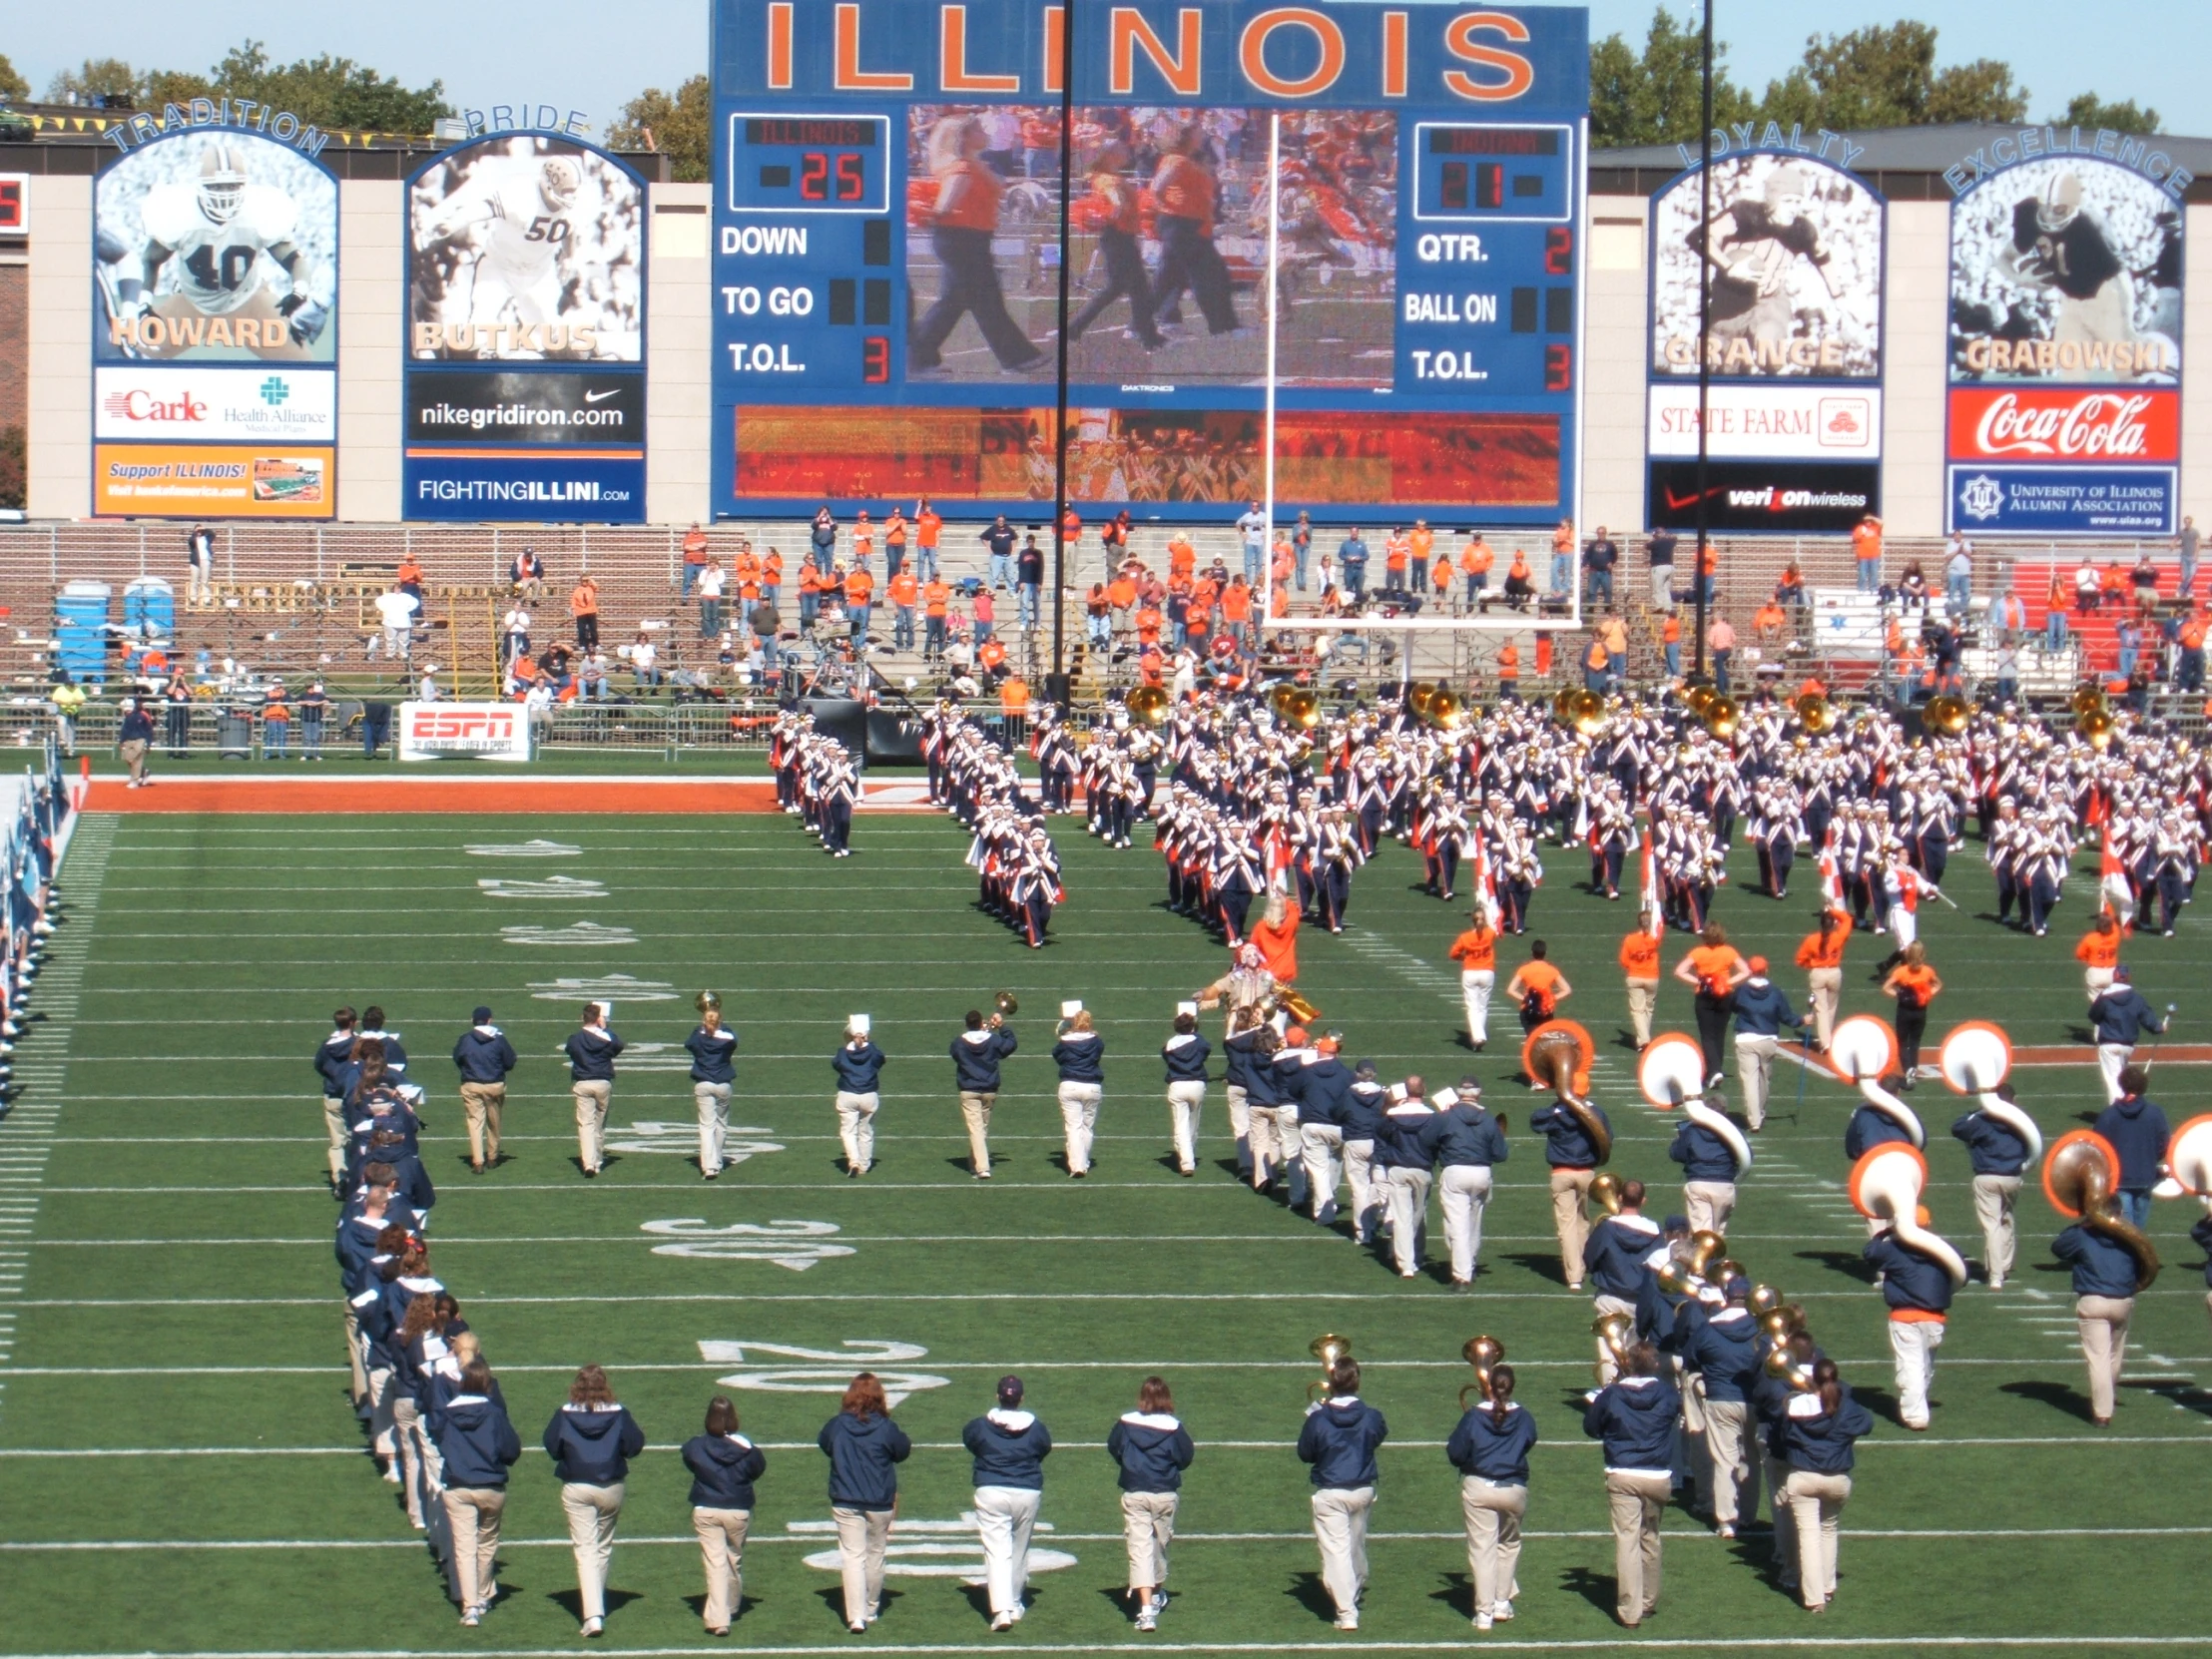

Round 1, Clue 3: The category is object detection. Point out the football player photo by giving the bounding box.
[408,136,644,362]
[94,131,337,364]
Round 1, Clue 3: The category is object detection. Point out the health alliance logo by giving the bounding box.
[260,375,290,406]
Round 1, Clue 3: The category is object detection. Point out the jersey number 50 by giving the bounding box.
[524,217,573,245]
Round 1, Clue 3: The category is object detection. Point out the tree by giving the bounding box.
[1589,7,1752,150]
[2056,92,2159,135]
[1752,23,2026,130]
[44,57,141,105]
[608,75,712,181]
[42,40,449,130]
[0,54,29,103]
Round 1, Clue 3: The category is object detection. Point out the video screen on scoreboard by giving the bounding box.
[710,0,1587,525]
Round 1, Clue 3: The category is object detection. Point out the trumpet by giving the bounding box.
[1459,1335,1505,1409]
[1592,1311,1633,1386]
[1308,1332,1354,1402]
[696,989,723,1015]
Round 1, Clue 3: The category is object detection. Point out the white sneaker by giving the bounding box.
[1335,1613,1360,1631]
[1491,1600,1514,1621]
[1135,1608,1158,1632]
[1474,1610,1493,1630]
[990,1612,1015,1632]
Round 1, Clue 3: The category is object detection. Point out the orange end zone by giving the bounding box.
[85,776,800,815]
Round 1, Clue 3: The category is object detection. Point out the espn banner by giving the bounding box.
[397,701,532,763]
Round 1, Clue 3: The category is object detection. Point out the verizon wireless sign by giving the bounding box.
[1647,384,1882,460]
[1947,388,2179,463]
[94,366,336,443]
[398,701,532,763]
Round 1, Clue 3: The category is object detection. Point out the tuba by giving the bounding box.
[2043,1130,2160,1291]
[1267,681,1303,724]
[1308,1333,1354,1402]
[1126,684,1171,726]
[1592,1311,1633,1385]
[1795,691,1837,735]
[1589,1171,1625,1217]
[1937,1022,2042,1162]
[1829,1014,1925,1145]
[1639,1031,1752,1176]
[1924,693,1971,738]
[1658,1229,1728,1297]
[1284,687,1322,730]
[2154,1113,2212,1202]
[1523,1019,1609,1164]
[1703,694,1741,740]
[1423,688,1463,731]
[993,990,1019,1018]
[696,989,723,1016]
[1850,1143,1969,1286]
[1458,1335,1505,1409]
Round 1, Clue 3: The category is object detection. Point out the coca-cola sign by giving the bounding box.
[1948,388,2179,463]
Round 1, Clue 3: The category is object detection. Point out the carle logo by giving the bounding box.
[260,376,290,406]
[103,387,207,423]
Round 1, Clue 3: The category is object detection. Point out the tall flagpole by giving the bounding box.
[1049,0,1077,690]
[1691,0,1715,681]
[1263,112,1282,635]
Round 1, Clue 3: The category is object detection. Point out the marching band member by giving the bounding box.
[1582,1341,1680,1629]
[316,1006,358,1194]
[1950,1087,2031,1288]
[1297,1035,1355,1228]
[1376,1075,1438,1279]
[1449,907,1501,1050]
[686,998,739,1181]
[542,1366,647,1638]
[1341,1059,1390,1245]
[1668,1098,1741,1235]
[450,1006,517,1177]
[1793,909,1848,1052]
[564,1002,624,1180]
[1583,1181,1658,1384]
[681,1396,768,1637]
[1880,942,1942,1085]
[1161,1009,1212,1178]
[2049,1213,2142,1425]
[1776,1360,1874,1612]
[963,1376,1053,1632]
[429,1355,520,1627]
[950,1007,1019,1180]
[1424,1080,1507,1288]
[1264,1026,1313,1210]
[1298,1358,1388,1633]
[1864,1210,1954,1431]
[1218,1003,1270,1180]
[1504,940,1569,1040]
[1530,1090,1612,1293]
[1681,1276,1763,1540]
[1619,922,1662,1051]
[1050,1005,1106,1179]
[1445,1363,1535,1631]
[1675,925,1750,1089]
[820,1374,912,1633]
[1108,1377,1195,1632]
[831,1016,886,1177]
[1725,956,1810,1131]
[2091,1065,2171,1229]
[2088,970,2166,1108]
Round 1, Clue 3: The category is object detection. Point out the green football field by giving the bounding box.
[1,802,2208,1658]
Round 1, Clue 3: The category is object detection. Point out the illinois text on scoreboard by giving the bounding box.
[709,0,1588,522]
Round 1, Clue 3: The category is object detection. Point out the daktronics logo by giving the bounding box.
[102,387,208,424]
[1952,388,2179,463]
[409,710,517,741]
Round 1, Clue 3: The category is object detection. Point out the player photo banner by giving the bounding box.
[94,127,337,366]
[1650,151,1884,380]
[407,135,646,363]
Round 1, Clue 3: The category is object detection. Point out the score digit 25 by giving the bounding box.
[800,152,867,203]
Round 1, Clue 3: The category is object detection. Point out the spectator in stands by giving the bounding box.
[375,585,419,663]
[163,673,193,758]
[681,523,710,595]
[891,569,920,652]
[924,576,951,661]
[2179,607,2207,693]
[633,633,661,692]
[298,683,327,761]
[510,547,544,600]
[1943,531,1973,618]
[2180,516,2200,598]
[571,576,601,651]
[187,523,216,604]
[811,507,838,576]
[1852,513,1883,593]
[1550,519,1575,596]
[418,666,441,703]
[698,558,726,639]
[1502,550,1534,613]
[2075,558,2100,616]
[762,549,785,616]
[845,565,874,643]
[581,649,611,702]
[1993,641,2020,704]
[733,543,761,633]
[883,507,908,579]
[1708,617,1736,696]
[851,511,875,573]
[501,604,532,671]
[914,500,942,583]
[1338,529,1370,605]
[2131,553,2161,616]
[1753,597,1788,647]
[1898,561,1928,609]
[397,552,426,604]
[1776,560,1806,611]
[1988,584,2027,644]
[1696,539,1719,605]
[1016,535,1044,631]
[1461,532,1493,611]
[1660,610,1682,680]
[973,586,997,645]
[1584,527,1618,610]
[2116,617,2141,683]
[982,516,1017,592]
[1646,527,1677,609]
[2100,560,2129,612]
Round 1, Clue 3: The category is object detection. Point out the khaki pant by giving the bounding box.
[1224,1082,1252,1173]
[1057,1081,1100,1175]
[1309,1485,1374,1618]
[1784,1470,1850,1607]
[1343,1138,1379,1243]
[1121,1490,1178,1589]
[1552,1167,1597,1287]
[1972,1173,2021,1286]
[342,1303,369,1405]
[1889,1316,1944,1427]
[443,1485,506,1611]
[1764,1451,1798,1581]
[1459,1475,1525,1615]
[1684,1179,1737,1237]
[1264,1107,1307,1201]
[367,1364,398,1458]
[1438,1164,1493,1283]
[959,1090,996,1176]
[1807,967,1842,1048]
[1384,1165,1431,1276]
[572,1080,612,1173]
[392,1393,434,1527]
[459,1081,506,1168]
[1701,1397,1759,1528]
[1625,976,1658,1048]
[693,1505,752,1629]
[1166,1080,1206,1172]
[1461,968,1495,1044]
[695,1080,732,1173]
[560,1481,624,1621]
[2097,1042,2132,1104]
[2077,1293,2134,1419]
[1735,1033,1778,1129]
[1593,1294,1636,1385]
[1248,1101,1284,1187]
[119,737,148,783]
[835,1090,879,1174]
[322,1094,349,1183]
[1303,1123,1345,1225]
[831,1505,892,1626]
[1605,1468,1671,1624]
[974,1484,1041,1615]
[2084,964,2115,1003]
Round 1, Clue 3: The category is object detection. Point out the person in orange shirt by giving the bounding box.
[680,522,711,595]
[760,548,785,613]
[798,563,826,628]
[977,636,1008,681]
[1673,924,1750,1086]
[914,499,943,582]
[1882,942,1942,1084]
[1449,911,1500,1049]
[843,566,874,640]
[1619,925,1662,1049]
[1549,519,1575,596]
[1167,532,1197,582]
[1220,577,1253,645]
[1383,528,1411,592]
[395,553,425,600]
[1504,940,1570,1039]
[1753,598,1788,644]
[1494,639,1519,697]
[1851,512,1883,593]
[1794,909,1849,1051]
[910,115,1041,372]
[1661,610,1683,678]
[883,509,908,578]
[999,673,1030,716]
[850,511,875,570]
[1503,549,1534,611]
[1408,521,1434,591]
[1248,891,1302,991]
[1134,602,1164,647]
[1533,633,1553,680]
[1430,550,1454,612]
[921,576,952,660]
[2075,911,2122,1002]
[1149,121,1239,333]
[1107,569,1138,625]
[1138,643,1165,687]
[1460,535,1494,610]
[888,568,920,651]
[569,576,600,650]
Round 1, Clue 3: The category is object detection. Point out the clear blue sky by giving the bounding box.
[8,0,2204,139]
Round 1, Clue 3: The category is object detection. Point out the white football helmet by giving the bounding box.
[2036,171,2084,234]
[198,144,249,224]
[538,157,581,212]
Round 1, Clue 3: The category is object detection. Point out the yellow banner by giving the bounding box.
[94,443,334,519]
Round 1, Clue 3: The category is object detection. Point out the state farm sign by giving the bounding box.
[1948,388,2179,464]
[398,701,532,763]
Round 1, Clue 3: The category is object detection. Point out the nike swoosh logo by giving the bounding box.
[1661,486,1726,510]
[583,389,620,404]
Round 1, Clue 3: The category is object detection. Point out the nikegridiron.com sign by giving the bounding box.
[404,370,643,447]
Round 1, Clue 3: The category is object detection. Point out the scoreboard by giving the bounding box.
[710,0,1588,524]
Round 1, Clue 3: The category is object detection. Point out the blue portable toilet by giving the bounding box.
[54,581,113,687]
[123,576,176,642]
